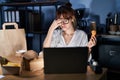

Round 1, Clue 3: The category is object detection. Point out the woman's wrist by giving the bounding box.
[88,46,92,54]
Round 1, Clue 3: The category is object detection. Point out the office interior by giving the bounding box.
[0,0,120,80]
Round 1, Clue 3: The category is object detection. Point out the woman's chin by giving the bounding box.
[62,28,67,31]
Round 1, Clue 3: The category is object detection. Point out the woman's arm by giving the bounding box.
[43,19,62,48]
[43,27,54,48]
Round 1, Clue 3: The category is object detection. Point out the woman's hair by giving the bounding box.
[56,2,77,30]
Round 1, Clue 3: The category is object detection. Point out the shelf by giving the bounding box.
[97,34,120,45]
[0,1,65,52]
[0,1,64,6]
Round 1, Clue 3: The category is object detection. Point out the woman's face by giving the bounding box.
[59,15,73,31]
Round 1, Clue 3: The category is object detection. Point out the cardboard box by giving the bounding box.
[1,62,21,75]
[1,66,20,75]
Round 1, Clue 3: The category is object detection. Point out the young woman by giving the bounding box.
[43,2,96,53]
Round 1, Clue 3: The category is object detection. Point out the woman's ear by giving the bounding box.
[72,19,74,22]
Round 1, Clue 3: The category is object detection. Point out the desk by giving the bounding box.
[0,56,107,80]
[44,66,107,80]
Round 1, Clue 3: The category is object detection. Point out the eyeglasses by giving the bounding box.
[60,19,69,24]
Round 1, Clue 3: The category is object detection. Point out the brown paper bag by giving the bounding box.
[0,22,27,63]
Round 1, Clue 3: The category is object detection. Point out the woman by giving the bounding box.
[43,2,96,53]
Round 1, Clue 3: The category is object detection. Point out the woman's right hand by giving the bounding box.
[50,19,62,30]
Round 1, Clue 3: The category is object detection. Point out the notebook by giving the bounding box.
[43,47,88,74]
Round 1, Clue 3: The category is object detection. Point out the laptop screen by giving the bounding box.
[43,47,88,74]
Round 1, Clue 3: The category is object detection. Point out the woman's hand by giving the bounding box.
[50,19,62,30]
[87,36,97,53]
[87,36,97,49]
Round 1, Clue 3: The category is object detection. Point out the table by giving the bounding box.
[0,55,107,80]
[44,66,107,80]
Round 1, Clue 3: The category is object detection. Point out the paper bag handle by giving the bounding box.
[2,22,18,30]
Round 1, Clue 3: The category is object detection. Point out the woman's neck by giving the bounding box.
[62,29,75,45]
[63,29,75,36]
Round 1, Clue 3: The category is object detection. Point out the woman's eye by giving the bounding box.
[63,19,68,23]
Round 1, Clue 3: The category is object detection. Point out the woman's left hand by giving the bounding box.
[87,36,97,49]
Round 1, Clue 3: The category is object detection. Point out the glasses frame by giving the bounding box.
[60,18,69,24]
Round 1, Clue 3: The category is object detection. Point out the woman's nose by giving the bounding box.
[61,21,65,25]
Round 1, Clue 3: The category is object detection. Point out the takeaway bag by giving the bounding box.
[0,22,27,63]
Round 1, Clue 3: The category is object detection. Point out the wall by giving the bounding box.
[70,0,115,24]
[116,0,120,12]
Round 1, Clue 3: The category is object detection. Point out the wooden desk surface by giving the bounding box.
[0,56,107,80]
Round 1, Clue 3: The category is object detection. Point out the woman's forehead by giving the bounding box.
[60,15,64,18]
[59,15,70,19]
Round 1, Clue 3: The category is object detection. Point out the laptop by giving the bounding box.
[43,47,88,74]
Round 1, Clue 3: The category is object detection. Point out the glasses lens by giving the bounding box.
[63,19,69,24]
